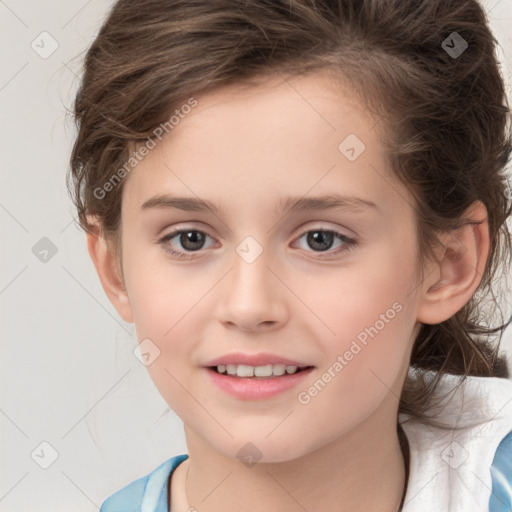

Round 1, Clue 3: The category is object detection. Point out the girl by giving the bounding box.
[67,1,512,511]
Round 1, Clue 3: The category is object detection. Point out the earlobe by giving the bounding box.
[416,201,490,325]
[85,217,134,324]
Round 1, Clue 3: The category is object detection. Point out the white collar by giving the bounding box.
[399,370,512,511]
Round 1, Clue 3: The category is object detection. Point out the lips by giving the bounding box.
[203,352,311,368]
[205,363,315,399]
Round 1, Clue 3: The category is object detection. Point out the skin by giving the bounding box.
[87,70,490,512]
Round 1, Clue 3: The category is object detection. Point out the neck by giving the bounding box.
[179,402,408,512]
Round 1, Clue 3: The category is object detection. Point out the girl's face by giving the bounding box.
[117,71,424,462]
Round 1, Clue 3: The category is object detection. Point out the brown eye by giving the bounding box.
[293,229,357,257]
[159,229,213,259]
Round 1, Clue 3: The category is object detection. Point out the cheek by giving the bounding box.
[297,249,417,403]
[297,246,416,350]
[293,297,415,450]
[129,282,205,419]
[122,252,216,410]
[123,239,211,337]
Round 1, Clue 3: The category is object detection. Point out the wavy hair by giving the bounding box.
[67,0,512,425]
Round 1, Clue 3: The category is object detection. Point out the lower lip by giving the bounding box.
[205,367,314,400]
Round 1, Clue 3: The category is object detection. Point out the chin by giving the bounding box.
[214,434,311,465]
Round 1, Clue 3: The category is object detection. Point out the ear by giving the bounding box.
[416,201,490,325]
[85,216,134,323]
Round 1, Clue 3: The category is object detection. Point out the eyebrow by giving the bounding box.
[140,194,378,215]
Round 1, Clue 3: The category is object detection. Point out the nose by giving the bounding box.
[216,246,289,332]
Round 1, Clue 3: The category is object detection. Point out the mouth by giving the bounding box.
[205,361,315,399]
[208,364,315,379]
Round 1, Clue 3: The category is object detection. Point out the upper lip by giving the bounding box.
[204,352,312,368]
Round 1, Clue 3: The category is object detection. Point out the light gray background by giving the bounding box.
[1,1,511,510]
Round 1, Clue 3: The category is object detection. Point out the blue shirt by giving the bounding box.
[99,430,512,512]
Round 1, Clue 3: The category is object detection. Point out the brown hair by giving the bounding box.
[68,0,512,425]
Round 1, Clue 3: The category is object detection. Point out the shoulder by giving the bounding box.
[490,430,512,512]
[99,454,189,512]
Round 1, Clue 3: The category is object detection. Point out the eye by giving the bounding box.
[158,229,215,259]
[292,229,357,257]
[158,227,357,260]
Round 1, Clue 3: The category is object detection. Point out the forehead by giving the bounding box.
[173,70,379,147]
[122,71,412,221]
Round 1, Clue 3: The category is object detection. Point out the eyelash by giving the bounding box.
[157,227,358,260]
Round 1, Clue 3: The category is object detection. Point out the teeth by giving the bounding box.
[215,364,303,377]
